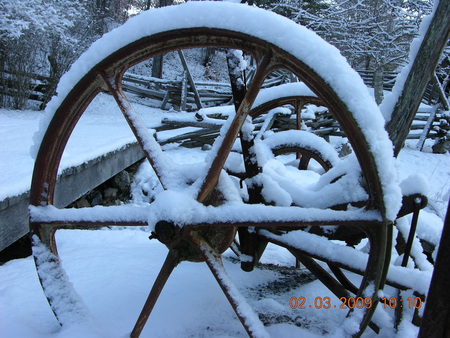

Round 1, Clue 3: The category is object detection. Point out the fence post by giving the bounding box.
[418,199,450,338]
[178,50,203,110]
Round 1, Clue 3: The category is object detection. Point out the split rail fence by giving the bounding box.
[0,68,448,253]
[2,67,445,145]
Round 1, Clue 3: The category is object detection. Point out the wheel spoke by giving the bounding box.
[30,232,92,326]
[188,232,270,338]
[100,72,178,189]
[29,204,149,227]
[298,153,311,170]
[196,49,275,203]
[130,250,179,338]
[30,202,379,230]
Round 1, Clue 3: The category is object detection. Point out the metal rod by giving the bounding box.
[401,198,421,267]
[396,199,422,329]
[130,250,179,338]
[196,49,273,204]
[190,232,269,338]
[100,72,171,189]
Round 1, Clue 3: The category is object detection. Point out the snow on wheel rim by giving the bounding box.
[32,1,401,220]
[28,2,401,337]
[262,130,340,169]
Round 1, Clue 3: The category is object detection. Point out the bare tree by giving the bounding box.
[0,0,138,109]
[151,0,174,78]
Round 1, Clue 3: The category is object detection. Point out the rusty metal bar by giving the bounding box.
[401,197,423,267]
[31,216,382,229]
[30,221,147,229]
[189,231,269,338]
[196,49,275,204]
[327,264,359,295]
[288,248,379,334]
[249,96,321,119]
[100,72,173,189]
[396,196,425,329]
[130,250,179,338]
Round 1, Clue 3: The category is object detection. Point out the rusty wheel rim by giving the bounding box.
[29,5,395,337]
[249,88,337,171]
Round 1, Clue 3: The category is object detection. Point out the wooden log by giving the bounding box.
[121,83,166,99]
[161,119,223,129]
[418,200,450,338]
[417,105,440,150]
[180,71,187,111]
[178,50,204,110]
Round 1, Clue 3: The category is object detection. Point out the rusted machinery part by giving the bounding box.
[247,132,335,183]
[267,142,335,171]
[250,93,335,172]
[29,25,390,338]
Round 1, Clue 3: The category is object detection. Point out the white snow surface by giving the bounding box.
[252,82,317,108]
[31,1,401,220]
[262,130,340,167]
[1,98,449,337]
[0,94,161,201]
[1,94,449,337]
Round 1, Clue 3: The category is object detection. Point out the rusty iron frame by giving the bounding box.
[249,94,331,170]
[29,27,392,338]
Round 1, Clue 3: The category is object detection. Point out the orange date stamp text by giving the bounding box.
[289,296,423,310]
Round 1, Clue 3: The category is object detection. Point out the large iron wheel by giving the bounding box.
[29,2,400,337]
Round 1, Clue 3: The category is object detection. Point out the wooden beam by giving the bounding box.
[386,1,450,156]
[418,199,450,338]
[416,105,439,151]
[0,142,145,252]
[178,50,204,110]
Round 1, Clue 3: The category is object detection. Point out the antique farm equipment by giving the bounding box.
[29,2,411,337]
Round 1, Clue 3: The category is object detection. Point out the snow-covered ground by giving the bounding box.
[0,90,449,337]
[0,93,162,202]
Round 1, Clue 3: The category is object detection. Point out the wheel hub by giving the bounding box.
[152,220,236,262]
